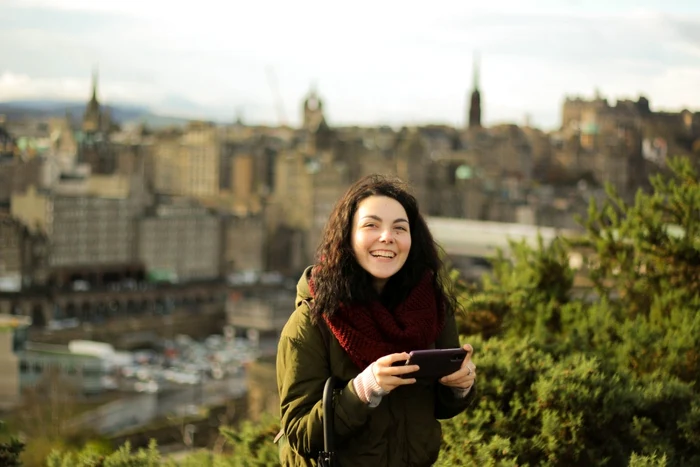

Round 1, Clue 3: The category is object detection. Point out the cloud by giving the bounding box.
[1,0,699,129]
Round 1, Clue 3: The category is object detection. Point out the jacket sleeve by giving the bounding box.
[277,310,374,457]
[433,307,477,419]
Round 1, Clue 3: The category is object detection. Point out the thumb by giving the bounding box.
[463,343,473,361]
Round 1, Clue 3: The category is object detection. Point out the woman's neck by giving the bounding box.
[372,278,387,294]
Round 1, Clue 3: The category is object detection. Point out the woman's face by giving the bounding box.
[351,195,411,293]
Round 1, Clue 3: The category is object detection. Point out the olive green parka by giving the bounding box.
[276,266,475,467]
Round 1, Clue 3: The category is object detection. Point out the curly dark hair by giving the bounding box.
[311,174,456,322]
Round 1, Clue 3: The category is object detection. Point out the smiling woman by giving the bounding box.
[276,174,477,466]
[351,195,412,293]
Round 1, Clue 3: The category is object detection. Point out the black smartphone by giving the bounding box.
[392,348,468,379]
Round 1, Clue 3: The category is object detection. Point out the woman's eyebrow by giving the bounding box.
[360,215,409,224]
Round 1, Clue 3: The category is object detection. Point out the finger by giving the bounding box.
[461,359,476,373]
[441,375,474,388]
[378,374,418,391]
[376,361,420,376]
[462,344,473,363]
[377,352,411,366]
[386,364,420,376]
[391,376,417,386]
[440,370,463,384]
[444,378,469,388]
[440,369,463,384]
[441,366,475,383]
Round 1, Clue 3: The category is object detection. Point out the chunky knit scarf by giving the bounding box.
[311,272,445,370]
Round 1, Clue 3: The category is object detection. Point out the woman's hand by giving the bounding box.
[439,344,476,390]
[372,352,420,393]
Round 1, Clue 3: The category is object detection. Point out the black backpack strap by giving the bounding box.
[318,376,338,467]
[304,299,342,466]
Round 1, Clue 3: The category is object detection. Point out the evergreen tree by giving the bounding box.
[0,438,25,467]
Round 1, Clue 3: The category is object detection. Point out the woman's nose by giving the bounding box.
[379,229,394,243]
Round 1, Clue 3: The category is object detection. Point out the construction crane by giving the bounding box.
[266,66,288,127]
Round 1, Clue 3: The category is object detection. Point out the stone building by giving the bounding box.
[150,122,219,198]
[77,70,118,175]
[0,214,23,291]
[137,197,221,282]
[0,314,32,410]
[10,174,147,287]
[221,214,266,275]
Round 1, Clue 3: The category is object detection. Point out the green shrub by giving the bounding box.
[437,336,699,466]
[46,440,161,467]
[0,438,25,467]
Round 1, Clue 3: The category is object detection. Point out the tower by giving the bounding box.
[302,85,324,132]
[468,53,482,129]
[82,68,102,133]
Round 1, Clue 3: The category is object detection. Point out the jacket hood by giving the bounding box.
[295,265,314,308]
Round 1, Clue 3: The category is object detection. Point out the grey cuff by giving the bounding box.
[451,385,472,398]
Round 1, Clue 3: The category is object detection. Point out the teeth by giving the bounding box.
[371,252,395,258]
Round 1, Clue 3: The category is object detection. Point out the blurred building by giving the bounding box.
[221,214,266,275]
[82,70,111,134]
[138,197,220,282]
[77,70,118,175]
[0,213,47,292]
[10,174,148,287]
[218,129,278,216]
[226,288,294,338]
[467,53,482,129]
[0,314,31,410]
[558,92,700,199]
[151,122,219,198]
[0,214,23,292]
[0,124,52,212]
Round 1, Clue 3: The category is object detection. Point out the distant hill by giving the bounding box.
[0,100,192,129]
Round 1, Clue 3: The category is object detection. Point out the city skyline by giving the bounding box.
[1,0,700,129]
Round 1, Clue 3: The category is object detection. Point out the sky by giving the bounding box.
[1,0,699,130]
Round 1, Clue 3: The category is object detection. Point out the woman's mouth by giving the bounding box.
[370,250,396,259]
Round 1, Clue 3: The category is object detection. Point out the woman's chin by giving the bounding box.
[368,267,400,282]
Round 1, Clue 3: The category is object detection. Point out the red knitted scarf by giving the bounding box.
[311,272,445,370]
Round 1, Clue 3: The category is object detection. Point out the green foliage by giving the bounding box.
[628,452,668,467]
[437,156,700,466]
[215,416,280,466]
[437,337,699,466]
[0,438,25,467]
[574,156,700,316]
[455,231,575,344]
[46,440,161,467]
[44,418,283,467]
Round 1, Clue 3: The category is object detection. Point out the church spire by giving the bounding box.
[468,51,482,129]
[90,67,99,102]
[83,67,102,133]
